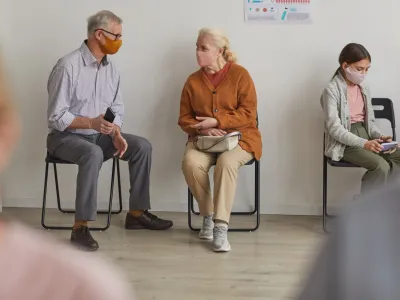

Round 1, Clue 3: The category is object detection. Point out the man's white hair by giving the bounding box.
[87,10,123,36]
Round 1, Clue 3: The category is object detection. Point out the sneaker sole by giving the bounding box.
[199,234,213,240]
[70,242,99,252]
[213,242,231,252]
[213,245,231,252]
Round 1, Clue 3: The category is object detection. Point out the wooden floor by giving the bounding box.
[1,208,324,300]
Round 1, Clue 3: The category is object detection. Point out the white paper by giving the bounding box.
[244,0,312,23]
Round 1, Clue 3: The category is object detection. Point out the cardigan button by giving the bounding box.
[214,109,218,112]
[212,91,216,94]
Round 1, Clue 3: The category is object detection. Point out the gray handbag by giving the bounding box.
[193,131,242,153]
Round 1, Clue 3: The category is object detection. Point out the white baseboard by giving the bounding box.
[2,197,342,216]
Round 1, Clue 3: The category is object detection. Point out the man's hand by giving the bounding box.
[381,136,393,142]
[199,128,227,136]
[90,114,113,134]
[112,133,128,158]
[190,117,219,130]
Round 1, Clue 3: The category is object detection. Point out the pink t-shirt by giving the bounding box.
[348,85,365,123]
[0,221,133,300]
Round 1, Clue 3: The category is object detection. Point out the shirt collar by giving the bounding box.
[79,40,109,66]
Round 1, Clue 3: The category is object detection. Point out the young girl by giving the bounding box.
[322,43,400,194]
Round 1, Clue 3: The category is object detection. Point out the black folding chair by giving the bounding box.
[41,152,123,231]
[188,159,260,232]
[323,98,396,232]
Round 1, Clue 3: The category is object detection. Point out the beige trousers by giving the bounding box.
[182,142,254,223]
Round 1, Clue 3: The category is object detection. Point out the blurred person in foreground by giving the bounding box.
[297,182,400,300]
[0,63,133,298]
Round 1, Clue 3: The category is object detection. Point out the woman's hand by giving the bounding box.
[199,128,227,136]
[191,117,219,130]
[364,139,383,153]
[383,147,397,155]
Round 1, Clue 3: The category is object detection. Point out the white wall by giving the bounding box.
[1,0,400,215]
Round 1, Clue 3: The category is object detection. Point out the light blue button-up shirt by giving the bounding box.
[47,41,124,135]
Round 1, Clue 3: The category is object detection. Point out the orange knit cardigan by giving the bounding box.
[178,63,262,160]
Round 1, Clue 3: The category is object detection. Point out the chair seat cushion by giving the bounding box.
[327,157,359,168]
[210,158,257,166]
[45,153,74,164]
[245,159,256,166]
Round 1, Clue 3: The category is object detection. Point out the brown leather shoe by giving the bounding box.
[70,226,99,251]
[125,211,173,230]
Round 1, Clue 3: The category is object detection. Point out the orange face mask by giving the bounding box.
[99,35,122,55]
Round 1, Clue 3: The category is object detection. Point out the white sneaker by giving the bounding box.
[213,225,231,252]
[199,214,214,240]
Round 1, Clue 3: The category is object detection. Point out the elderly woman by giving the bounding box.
[178,28,262,252]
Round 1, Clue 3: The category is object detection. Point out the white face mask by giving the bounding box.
[344,66,366,85]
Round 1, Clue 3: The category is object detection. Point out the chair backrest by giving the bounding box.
[371,98,396,140]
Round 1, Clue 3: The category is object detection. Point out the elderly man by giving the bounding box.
[0,60,132,300]
[47,10,173,251]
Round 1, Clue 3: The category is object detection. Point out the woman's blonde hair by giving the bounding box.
[198,28,237,63]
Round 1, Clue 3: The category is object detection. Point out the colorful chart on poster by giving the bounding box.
[244,0,312,23]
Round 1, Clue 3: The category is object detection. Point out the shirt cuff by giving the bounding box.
[113,115,123,129]
[371,132,382,139]
[52,111,75,131]
[355,137,368,148]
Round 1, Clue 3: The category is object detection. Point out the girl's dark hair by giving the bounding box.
[333,43,371,77]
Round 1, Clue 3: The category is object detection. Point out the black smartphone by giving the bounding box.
[104,107,115,123]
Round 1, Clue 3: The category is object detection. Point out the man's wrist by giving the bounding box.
[111,126,121,139]
[88,117,94,130]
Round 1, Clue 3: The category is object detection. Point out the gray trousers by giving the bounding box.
[47,131,152,221]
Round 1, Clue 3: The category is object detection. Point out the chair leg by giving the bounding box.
[97,158,122,215]
[116,158,123,214]
[57,159,122,215]
[323,156,328,232]
[41,158,118,231]
[78,158,116,232]
[188,160,261,232]
[41,162,74,230]
[54,163,75,214]
[189,189,200,216]
[255,160,260,230]
[54,163,73,214]
[190,190,256,216]
[228,160,260,232]
[97,158,115,232]
[188,188,198,231]
[41,162,50,229]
